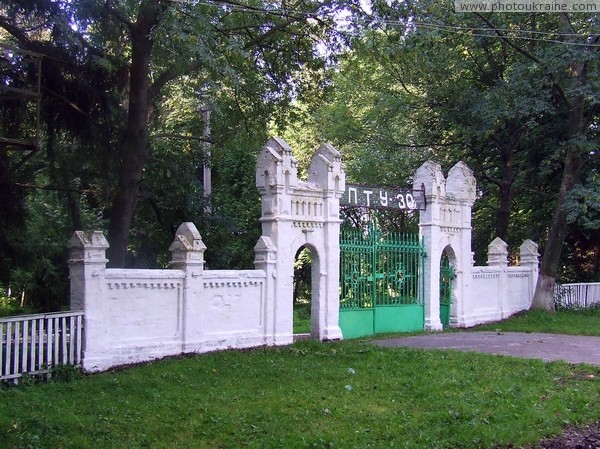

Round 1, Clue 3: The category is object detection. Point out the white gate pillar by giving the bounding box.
[413,161,446,331]
[256,137,344,342]
[308,143,345,340]
[67,231,111,371]
[413,161,477,330]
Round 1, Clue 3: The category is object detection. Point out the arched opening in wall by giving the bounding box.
[293,246,313,337]
[439,247,456,328]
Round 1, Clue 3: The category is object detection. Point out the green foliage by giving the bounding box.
[202,101,266,269]
[1,0,351,302]
[277,45,434,189]
[1,340,600,448]
[0,288,21,317]
[51,365,84,383]
[566,171,600,232]
[279,1,600,280]
[1,0,600,311]
[294,247,312,304]
[1,186,100,313]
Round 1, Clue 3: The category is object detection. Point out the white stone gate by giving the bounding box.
[255,137,345,342]
[413,160,539,330]
[413,161,477,330]
[68,137,539,373]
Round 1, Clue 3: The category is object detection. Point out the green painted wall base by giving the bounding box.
[339,309,374,339]
[340,305,424,339]
[375,305,424,334]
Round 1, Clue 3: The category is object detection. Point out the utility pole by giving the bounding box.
[200,103,211,213]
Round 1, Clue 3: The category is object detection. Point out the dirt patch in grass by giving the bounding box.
[526,421,600,448]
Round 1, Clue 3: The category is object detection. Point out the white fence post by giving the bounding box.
[68,230,110,372]
[169,222,206,353]
[254,236,277,344]
[519,239,540,306]
[487,237,508,318]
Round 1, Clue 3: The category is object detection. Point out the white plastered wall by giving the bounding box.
[69,142,540,373]
[69,137,346,372]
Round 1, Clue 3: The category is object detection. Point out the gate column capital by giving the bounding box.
[256,137,298,195]
[413,160,445,198]
[487,237,508,267]
[308,143,345,197]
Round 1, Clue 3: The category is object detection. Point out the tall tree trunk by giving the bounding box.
[483,121,520,241]
[495,180,512,242]
[531,74,586,310]
[493,127,519,241]
[106,3,159,267]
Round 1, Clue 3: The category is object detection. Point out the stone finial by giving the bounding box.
[308,143,345,195]
[68,230,109,311]
[412,160,445,197]
[269,136,294,156]
[446,161,477,202]
[487,237,508,266]
[519,239,539,266]
[256,137,298,194]
[68,230,109,262]
[254,236,277,267]
[169,222,206,268]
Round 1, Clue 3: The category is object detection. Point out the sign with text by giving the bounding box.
[340,184,426,211]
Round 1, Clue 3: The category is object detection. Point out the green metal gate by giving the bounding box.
[339,222,426,339]
[439,254,453,328]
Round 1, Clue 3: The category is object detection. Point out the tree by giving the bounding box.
[282,1,600,288]
[280,4,545,247]
[385,7,600,306]
[0,0,347,268]
[476,13,600,310]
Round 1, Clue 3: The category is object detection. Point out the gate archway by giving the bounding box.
[255,138,477,341]
[293,246,312,335]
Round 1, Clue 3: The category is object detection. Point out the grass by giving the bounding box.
[294,302,312,334]
[2,339,600,449]
[471,306,600,336]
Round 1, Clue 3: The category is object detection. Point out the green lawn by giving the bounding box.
[2,337,600,448]
[472,306,600,336]
[294,302,312,334]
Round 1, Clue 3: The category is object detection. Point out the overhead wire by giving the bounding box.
[407,21,600,46]
[169,0,600,47]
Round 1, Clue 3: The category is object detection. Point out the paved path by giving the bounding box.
[375,332,600,366]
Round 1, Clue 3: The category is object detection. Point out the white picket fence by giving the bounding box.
[0,311,83,384]
[555,282,600,309]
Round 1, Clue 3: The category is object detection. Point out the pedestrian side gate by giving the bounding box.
[439,254,453,328]
[339,222,426,338]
